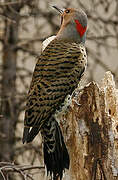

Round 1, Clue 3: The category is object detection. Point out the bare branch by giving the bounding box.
[0,162,44,180]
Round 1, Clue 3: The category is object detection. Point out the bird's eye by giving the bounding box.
[65,9,70,13]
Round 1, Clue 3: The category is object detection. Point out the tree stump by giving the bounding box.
[59,71,118,180]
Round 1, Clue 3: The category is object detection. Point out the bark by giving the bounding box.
[60,71,118,180]
[0,12,19,161]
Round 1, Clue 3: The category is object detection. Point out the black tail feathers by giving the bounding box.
[22,126,40,143]
[22,119,70,180]
[42,120,70,180]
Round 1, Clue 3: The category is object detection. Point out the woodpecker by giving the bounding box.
[22,6,87,180]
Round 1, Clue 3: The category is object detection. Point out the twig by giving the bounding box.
[0,162,45,180]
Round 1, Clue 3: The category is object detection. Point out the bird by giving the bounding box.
[22,6,87,180]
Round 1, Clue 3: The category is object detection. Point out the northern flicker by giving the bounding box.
[22,6,87,180]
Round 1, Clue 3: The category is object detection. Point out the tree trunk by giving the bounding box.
[0,16,19,162]
[60,71,118,180]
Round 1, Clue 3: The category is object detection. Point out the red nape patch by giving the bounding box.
[74,19,87,37]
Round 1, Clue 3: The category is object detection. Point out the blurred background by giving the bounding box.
[0,0,118,179]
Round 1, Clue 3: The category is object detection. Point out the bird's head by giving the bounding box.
[53,6,87,44]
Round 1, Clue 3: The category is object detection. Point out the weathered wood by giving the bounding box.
[59,71,118,180]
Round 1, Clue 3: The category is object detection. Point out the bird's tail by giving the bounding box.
[41,117,70,180]
[22,126,40,144]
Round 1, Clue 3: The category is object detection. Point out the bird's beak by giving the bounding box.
[52,6,64,14]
